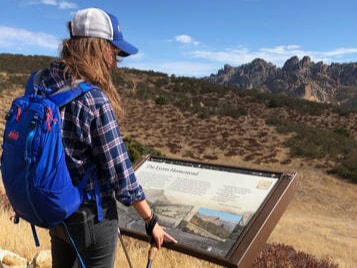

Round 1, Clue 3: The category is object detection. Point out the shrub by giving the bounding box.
[0,53,53,73]
[329,149,357,183]
[136,83,155,100]
[332,106,352,117]
[266,116,357,182]
[254,243,338,268]
[111,71,127,87]
[197,110,208,119]
[267,98,279,108]
[153,78,169,88]
[155,96,168,105]
[217,105,247,119]
[252,91,330,116]
[265,117,281,126]
[334,127,350,137]
[124,136,164,164]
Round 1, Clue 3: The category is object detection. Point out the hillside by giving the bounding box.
[110,68,357,184]
[0,53,356,267]
[2,53,355,182]
[206,56,357,107]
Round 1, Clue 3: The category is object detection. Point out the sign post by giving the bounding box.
[118,155,297,267]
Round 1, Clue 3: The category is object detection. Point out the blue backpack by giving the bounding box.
[1,72,101,267]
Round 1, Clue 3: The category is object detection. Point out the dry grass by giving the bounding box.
[0,208,50,260]
[115,237,220,268]
[268,206,356,268]
[0,208,219,267]
[268,168,357,268]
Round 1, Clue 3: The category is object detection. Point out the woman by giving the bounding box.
[35,7,176,267]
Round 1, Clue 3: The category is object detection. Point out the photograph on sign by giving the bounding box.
[117,157,281,258]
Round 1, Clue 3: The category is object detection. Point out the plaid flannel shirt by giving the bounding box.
[36,62,145,206]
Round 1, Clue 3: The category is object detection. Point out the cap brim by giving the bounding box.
[111,39,138,57]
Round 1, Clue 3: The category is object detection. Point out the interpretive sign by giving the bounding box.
[118,155,297,267]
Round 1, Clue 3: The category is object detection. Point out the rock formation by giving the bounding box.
[206,56,357,105]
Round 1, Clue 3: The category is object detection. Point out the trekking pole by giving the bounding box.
[146,241,159,268]
[117,227,133,268]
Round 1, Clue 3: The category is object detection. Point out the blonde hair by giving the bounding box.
[60,24,124,119]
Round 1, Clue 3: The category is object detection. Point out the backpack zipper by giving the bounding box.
[16,107,21,122]
[45,106,58,131]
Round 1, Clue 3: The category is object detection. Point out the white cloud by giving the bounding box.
[41,0,57,5]
[324,48,357,57]
[175,34,200,46]
[190,45,357,66]
[25,0,77,9]
[58,1,77,9]
[0,25,60,50]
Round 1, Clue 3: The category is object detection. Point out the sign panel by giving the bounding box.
[118,156,297,267]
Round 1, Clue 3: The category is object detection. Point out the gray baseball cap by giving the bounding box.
[71,8,138,57]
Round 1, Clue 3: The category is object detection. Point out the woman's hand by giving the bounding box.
[151,223,177,249]
[132,200,177,248]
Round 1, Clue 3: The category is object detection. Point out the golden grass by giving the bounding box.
[0,208,50,260]
[0,208,220,267]
[267,168,357,268]
[115,237,220,268]
[268,205,357,268]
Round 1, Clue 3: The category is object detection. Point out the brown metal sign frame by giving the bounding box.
[120,155,297,267]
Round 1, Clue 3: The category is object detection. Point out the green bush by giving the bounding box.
[267,98,279,108]
[111,71,127,87]
[0,53,53,73]
[217,105,247,119]
[329,149,357,183]
[153,78,169,88]
[267,116,357,182]
[124,136,164,164]
[155,96,168,105]
[332,106,352,117]
[136,83,155,100]
[334,127,350,137]
[196,109,208,119]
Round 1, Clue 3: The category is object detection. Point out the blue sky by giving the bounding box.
[198,208,242,223]
[1,0,357,77]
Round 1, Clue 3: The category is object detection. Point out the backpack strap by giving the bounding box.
[24,72,37,96]
[48,82,93,107]
[62,222,87,268]
[31,224,40,247]
[82,164,104,222]
[93,177,103,222]
[50,81,104,222]
[25,70,44,96]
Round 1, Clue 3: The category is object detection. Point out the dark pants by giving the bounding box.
[50,199,119,268]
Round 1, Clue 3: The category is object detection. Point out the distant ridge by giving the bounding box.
[206,56,357,107]
[0,53,54,74]
[1,53,356,108]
